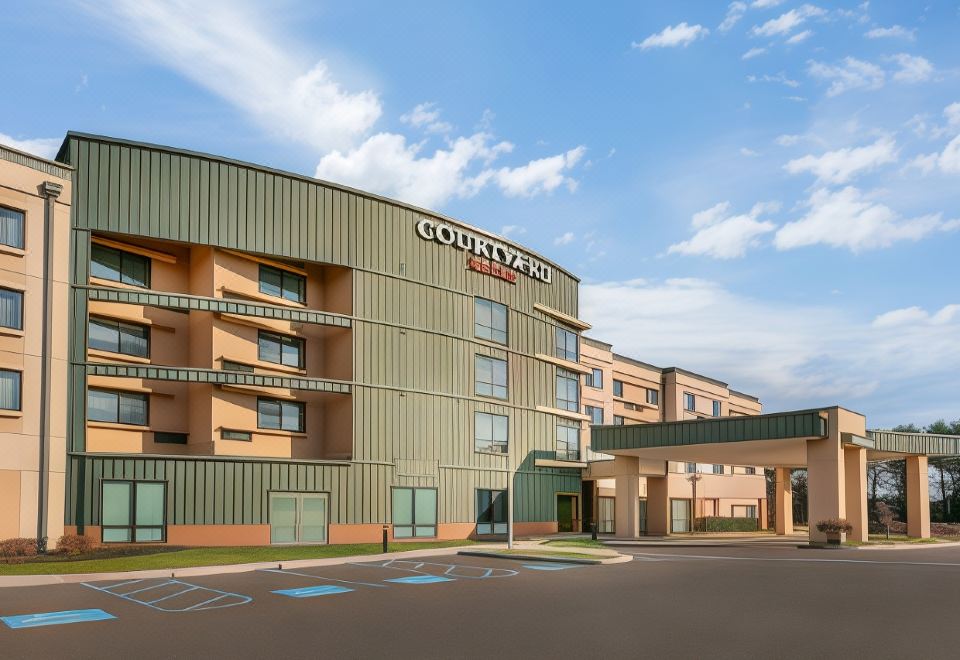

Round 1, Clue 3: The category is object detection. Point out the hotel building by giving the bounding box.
[0,133,767,546]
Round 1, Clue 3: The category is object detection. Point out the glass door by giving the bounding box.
[671,499,691,533]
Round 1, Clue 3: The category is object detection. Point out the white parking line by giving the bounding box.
[628,552,960,568]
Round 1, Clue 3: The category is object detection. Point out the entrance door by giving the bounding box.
[270,493,328,544]
[557,494,577,532]
[638,498,648,535]
[671,498,691,533]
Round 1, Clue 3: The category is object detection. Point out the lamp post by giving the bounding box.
[686,471,702,533]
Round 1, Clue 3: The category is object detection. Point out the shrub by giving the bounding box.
[55,534,96,556]
[695,516,758,532]
[0,537,39,563]
[815,518,853,534]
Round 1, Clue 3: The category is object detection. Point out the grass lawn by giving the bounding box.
[544,538,606,549]
[0,540,476,576]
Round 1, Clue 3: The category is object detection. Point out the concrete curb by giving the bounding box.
[854,540,960,551]
[0,545,487,588]
[457,550,631,565]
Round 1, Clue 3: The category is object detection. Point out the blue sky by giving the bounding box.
[3,1,958,426]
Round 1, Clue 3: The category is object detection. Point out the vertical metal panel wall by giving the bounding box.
[60,133,582,530]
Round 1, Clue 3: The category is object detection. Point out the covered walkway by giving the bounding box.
[591,407,960,543]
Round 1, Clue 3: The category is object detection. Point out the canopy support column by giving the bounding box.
[775,468,793,536]
[906,455,930,539]
[844,446,868,543]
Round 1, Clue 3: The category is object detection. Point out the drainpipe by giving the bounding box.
[37,181,62,549]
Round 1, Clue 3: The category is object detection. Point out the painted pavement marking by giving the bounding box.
[354,559,518,579]
[628,552,960,568]
[260,567,388,588]
[384,575,455,585]
[521,563,581,571]
[2,609,116,630]
[272,585,354,598]
[82,578,252,612]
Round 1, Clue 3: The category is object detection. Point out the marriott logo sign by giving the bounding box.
[415,218,553,284]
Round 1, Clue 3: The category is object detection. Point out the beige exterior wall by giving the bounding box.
[0,148,71,542]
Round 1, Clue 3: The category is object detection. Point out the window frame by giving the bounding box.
[554,326,579,362]
[87,388,149,426]
[391,486,438,539]
[0,287,24,331]
[0,368,22,412]
[612,379,624,397]
[475,488,508,536]
[257,330,306,369]
[712,400,722,417]
[90,243,151,288]
[474,297,508,345]
[88,316,151,358]
[100,479,167,544]
[613,415,625,426]
[584,367,603,389]
[475,354,509,400]
[584,405,603,425]
[474,411,509,454]
[556,422,580,461]
[555,368,579,412]
[683,392,696,412]
[153,432,187,445]
[0,204,26,250]
[646,388,659,406]
[258,264,306,304]
[257,397,306,433]
[712,464,724,475]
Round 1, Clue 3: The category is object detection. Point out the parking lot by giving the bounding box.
[3,544,960,658]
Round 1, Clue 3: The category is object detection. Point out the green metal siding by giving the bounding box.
[60,133,585,532]
[868,431,960,456]
[592,410,827,452]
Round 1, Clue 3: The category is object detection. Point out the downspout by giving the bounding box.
[37,181,62,549]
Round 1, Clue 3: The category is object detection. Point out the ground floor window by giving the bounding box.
[101,480,166,542]
[732,505,758,518]
[392,487,437,538]
[671,498,691,533]
[597,496,615,534]
[269,492,328,544]
[476,489,507,536]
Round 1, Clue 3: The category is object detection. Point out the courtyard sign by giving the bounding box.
[415,218,553,284]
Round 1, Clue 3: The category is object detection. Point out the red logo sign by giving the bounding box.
[468,257,518,284]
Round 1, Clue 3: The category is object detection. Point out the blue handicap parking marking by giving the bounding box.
[384,575,455,585]
[522,563,580,571]
[273,585,353,598]
[2,609,116,629]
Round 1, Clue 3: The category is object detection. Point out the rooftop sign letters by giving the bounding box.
[415,218,553,284]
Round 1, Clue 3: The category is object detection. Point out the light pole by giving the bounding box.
[686,471,702,533]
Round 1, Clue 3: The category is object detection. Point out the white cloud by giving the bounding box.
[742,47,767,60]
[784,95,808,102]
[872,305,960,328]
[0,133,60,159]
[669,201,778,259]
[784,136,898,184]
[944,102,960,128]
[719,2,747,32]
[489,146,586,197]
[740,147,760,156]
[905,152,939,175]
[751,0,785,8]
[400,102,452,134]
[581,278,960,418]
[500,225,526,238]
[747,72,800,88]
[807,56,885,96]
[939,135,960,173]
[774,186,953,252]
[889,53,934,83]
[751,4,825,37]
[633,22,709,50]
[87,0,381,152]
[785,29,812,44]
[865,25,916,40]
[554,231,575,246]
[775,134,801,146]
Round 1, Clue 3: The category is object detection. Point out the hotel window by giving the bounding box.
[744,466,757,475]
[101,480,166,543]
[584,367,603,389]
[732,505,758,519]
[257,398,305,432]
[613,415,625,426]
[154,432,187,444]
[585,405,603,425]
[474,298,508,344]
[712,464,724,475]
[0,369,21,411]
[221,429,252,441]
[259,264,306,304]
[475,355,508,399]
[683,392,696,411]
[88,317,150,358]
[646,388,659,406]
[221,360,255,373]
[612,379,623,397]
[555,326,578,362]
[556,423,580,461]
[475,411,509,454]
[476,489,507,536]
[712,400,721,417]
[91,244,151,288]
[392,487,437,538]
[88,388,148,425]
[0,205,25,250]
[258,330,305,369]
[0,288,23,330]
[685,462,696,474]
[555,368,579,411]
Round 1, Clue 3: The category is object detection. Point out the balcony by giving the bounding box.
[533,449,587,469]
